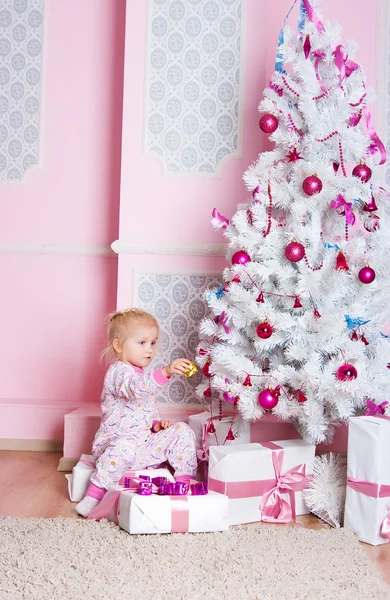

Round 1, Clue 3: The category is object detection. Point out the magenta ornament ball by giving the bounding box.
[223,391,236,404]
[259,113,279,134]
[256,322,273,339]
[358,266,376,284]
[336,363,358,381]
[258,389,279,410]
[302,175,323,196]
[231,250,251,265]
[352,163,372,183]
[285,241,305,262]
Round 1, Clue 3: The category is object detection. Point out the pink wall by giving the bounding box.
[0,0,126,441]
[0,0,382,442]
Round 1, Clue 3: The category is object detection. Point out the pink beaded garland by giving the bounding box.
[285,240,305,262]
[302,175,323,196]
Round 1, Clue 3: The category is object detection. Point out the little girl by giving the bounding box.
[76,308,198,517]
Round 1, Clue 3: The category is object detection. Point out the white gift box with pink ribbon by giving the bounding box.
[66,454,96,502]
[88,472,229,534]
[208,441,315,526]
[344,416,390,546]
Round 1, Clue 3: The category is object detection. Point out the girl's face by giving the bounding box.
[115,322,159,368]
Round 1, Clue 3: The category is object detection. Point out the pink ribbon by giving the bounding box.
[220,311,231,334]
[330,194,355,225]
[209,441,311,524]
[211,208,230,230]
[302,0,324,32]
[312,50,327,93]
[364,106,387,165]
[333,45,359,82]
[347,477,390,540]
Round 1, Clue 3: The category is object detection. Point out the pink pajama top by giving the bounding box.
[92,360,170,455]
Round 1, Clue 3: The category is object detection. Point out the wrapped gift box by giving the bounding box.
[344,416,390,546]
[89,479,229,534]
[118,490,229,534]
[66,454,96,502]
[66,454,173,503]
[208,441,315,525]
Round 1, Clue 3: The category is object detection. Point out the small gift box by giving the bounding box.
[344,415,390,545]
[66,454,96,502]
[88,474,229,534]
[208,441,315,525]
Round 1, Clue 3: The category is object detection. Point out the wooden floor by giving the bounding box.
[1,450,390,586]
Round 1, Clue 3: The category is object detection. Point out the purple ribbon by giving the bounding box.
[366,398,388,416]
[330,194,355,225]
[211,208,230,230]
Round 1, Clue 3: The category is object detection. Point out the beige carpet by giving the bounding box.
[0,517,389,600]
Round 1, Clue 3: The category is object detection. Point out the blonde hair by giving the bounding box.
[101,308,159,364]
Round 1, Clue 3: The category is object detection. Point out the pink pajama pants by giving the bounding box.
[90,422,197,489]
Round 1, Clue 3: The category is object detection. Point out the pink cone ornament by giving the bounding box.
[358,266,376,284]
[335,251,349,271]
[363,195,378,212]
[297,390,307,403]
[225,429,235,441]
[231,250,251,265]
[303,34,311,59]
[302,175,323,196]
[352,163,372,183]
[336,363,358,381]
[258,388,279,410]
[285,240,305,262]
[256,321,273,339]
[259,113,279,134]
[293,296,303,308]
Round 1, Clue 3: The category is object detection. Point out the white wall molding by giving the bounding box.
[0,243,116,257]
[111,239,226,257]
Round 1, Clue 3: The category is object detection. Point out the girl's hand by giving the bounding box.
[152,419,172,432]
[163,358,192,378]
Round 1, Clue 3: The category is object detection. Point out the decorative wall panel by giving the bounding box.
[0,0,44,182]
[134,270,220,404]
[144,0,243,176]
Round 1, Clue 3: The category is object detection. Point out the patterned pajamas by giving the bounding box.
[90,361,197,489]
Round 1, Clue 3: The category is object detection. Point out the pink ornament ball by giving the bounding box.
[259,113,279,134]
[285,241,305,262]
[358,266,376,284]
[256,322,273,339]
[258,388,279,410]
[223,391,236,404]
[352,163,372,183]
[336,363,358,381]
[231,250,251,265]
[302,175,323,196]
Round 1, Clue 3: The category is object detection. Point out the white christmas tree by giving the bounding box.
[196,0,390,444]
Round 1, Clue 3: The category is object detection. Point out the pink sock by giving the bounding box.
[86,482,106,501]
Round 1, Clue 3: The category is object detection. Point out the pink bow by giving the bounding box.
[333,45,359,82]
[211,208,230,230]
[260,448,309,523]
[330,194,355,225]
[366,399,388,416]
